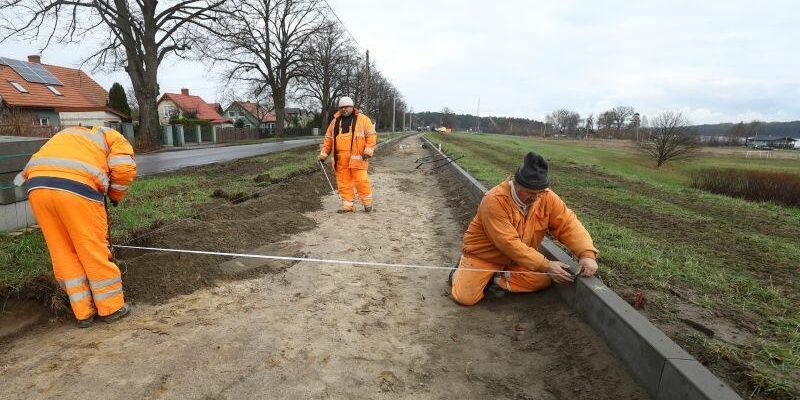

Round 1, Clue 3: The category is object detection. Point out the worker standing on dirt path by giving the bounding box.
[15,126,137,327]
[319,96,378,213]
[449,152,599,306]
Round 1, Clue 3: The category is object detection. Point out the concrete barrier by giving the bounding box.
[0,136,48,232]
[422,135,740,400]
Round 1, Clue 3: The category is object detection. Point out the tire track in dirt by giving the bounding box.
[0,135,647,399]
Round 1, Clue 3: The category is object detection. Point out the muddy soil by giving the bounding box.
[118,171,327,304]
[0,136,647,399]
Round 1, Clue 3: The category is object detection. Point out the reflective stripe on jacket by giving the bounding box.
[320,110,377,170]
[462,178,597,272]
[20,126,137,203]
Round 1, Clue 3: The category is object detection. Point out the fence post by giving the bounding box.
[212,125,218,143]
[196,125,202,145]
[121,123,135,142]
[162,125,174,146]
[175,124,185,147]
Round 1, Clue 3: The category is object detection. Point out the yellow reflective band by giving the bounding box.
[24,157,109,191]
[108,155,135,167]
[89,276,121,290]
[93,287,123,301]
[68,290,92,302]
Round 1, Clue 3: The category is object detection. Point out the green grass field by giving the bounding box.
[427,132,800,399]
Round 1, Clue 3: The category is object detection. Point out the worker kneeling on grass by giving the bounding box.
[15,126,136,327]
[450,152,599,306]
[319,96,377,213]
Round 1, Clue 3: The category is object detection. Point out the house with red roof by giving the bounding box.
[0,55,128,129]
[157,88,232,126]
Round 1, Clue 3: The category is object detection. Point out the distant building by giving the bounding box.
[284,107,313,128]
[156,88,232,126]
[223,101,276,129]
[0,55,128,130]
[746,135,800,149]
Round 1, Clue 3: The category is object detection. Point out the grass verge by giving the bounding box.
[0,145,319,297]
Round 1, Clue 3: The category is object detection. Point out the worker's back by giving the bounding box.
[20,126,137,203]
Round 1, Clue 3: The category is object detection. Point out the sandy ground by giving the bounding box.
[0,136,647,399]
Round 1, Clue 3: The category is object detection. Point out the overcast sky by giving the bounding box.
[2,0,798,124]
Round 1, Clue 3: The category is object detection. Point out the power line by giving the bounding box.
[321,0,361,48]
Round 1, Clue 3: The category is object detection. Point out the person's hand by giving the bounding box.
[579,257,598,277]
[362,154,372,160]
[318,153,327,161]
[546,260,574,284]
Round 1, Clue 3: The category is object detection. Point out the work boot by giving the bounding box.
[103,303,131,323]
[364,205,374,213]
[75,315,95,329]
[337,208,354,214]
[484,274,508,299]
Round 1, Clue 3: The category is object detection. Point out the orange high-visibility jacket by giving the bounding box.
[320,110,377,170]
[462,178,597,272]
[19,126,137,203]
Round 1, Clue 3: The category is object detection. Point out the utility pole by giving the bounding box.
[392,95,396,132]
[475,97,481,133]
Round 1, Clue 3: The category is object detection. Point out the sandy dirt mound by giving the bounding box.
[0,136,647,399]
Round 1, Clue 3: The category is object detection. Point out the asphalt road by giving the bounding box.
[136,138,319,176]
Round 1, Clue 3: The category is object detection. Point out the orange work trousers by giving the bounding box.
[28,189,125,319]
[334,156,372,210]
[450,256,552,306]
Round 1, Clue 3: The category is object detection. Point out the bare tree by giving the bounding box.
[608,106,635,137]
[546,109,581,137]
[297,20,356,129]
[640,112,698,167]
[0,0,225,148]
[204,0,324,136]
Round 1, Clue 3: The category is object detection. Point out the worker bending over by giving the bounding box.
[319,96,378,213]
[16,126,137,327]
[450,152,599,305]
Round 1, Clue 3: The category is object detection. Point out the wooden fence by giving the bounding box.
[216,127,264,143]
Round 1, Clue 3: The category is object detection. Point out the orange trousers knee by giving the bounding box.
[451,256,552,306]
[28,189,125,319]
[335,166,372,209]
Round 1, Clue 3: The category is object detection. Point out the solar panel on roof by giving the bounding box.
[0,56,63,86]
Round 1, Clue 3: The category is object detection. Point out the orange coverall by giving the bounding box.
[20,126,137,319]
[320,110,377,211]
[451,178,597,306]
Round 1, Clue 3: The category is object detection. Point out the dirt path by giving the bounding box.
[0,136,647,399]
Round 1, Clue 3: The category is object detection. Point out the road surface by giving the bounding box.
[136,138,319,176]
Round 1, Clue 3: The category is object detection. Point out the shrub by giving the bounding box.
[692,168,800,208]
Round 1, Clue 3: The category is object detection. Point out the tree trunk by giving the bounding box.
[321,92,331,130]
[274,89,286,137]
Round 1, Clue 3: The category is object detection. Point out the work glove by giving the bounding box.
[318,154,327,161]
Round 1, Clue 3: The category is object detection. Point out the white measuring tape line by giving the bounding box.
[113,245,565,276]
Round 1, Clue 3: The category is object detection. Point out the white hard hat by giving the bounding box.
[338,96,354,108]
